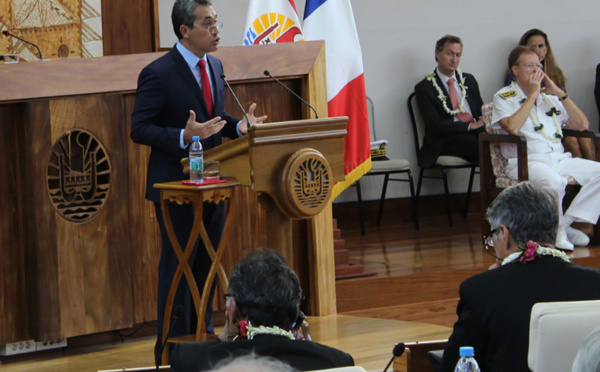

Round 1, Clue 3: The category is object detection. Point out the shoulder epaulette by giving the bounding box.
[499,91,517,100]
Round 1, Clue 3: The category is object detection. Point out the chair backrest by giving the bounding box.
[482,102,514,188]
[407,92,425,160]
[528,300,600,372]
[367,95,376,142]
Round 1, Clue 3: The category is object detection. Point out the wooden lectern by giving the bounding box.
[182,117,347,315]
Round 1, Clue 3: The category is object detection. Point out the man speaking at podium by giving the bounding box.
[130,0,266,364]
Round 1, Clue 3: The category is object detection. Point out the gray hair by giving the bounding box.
[486,182,559,247]
[207,353,297,372]
[572,327,600,372]
[171,0,213,39]
[228,249,302,330]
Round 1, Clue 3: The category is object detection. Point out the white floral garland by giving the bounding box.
[426,68,468,116]
[502,245,571,266]
[246,322,294,340]
[512,81,563,143]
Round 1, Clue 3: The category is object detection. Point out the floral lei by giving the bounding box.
[501,241,571,266]
[511,81,563,143]
[426,68,468,116]
[237,320,294,340]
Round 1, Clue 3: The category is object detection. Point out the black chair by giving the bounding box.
[354,96,417,235]
[407,92,478,227]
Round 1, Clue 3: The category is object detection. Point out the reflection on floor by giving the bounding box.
[2,210,598,371]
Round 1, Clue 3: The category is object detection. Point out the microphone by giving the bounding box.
[382,342,406,372]
[220,73,251,129]
[156,305,182,371]
[263,70,319,119]
[2,30,44,60]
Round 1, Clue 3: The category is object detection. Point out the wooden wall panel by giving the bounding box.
[0,104,29,344]
[101,0,154,56]
[124,94,162,324]
[0,42,329,342]
[20,101,61,339]
[22,95,135,339]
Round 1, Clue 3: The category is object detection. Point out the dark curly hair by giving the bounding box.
[228,249,302,330]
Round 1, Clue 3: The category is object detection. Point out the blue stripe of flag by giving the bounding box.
[303,0,327,19]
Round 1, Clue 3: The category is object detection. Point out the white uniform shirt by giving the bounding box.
[492,84,569,162]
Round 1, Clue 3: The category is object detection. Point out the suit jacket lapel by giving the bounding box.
[433,69,452,114]
[206,55,224,116]
[170,47,212,117]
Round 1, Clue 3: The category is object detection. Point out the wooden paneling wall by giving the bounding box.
[0,105,29,344]
[0,41,329,344]
[19,96,136,339]
[101,1,154,56]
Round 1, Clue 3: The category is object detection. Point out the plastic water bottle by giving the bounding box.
[189,136,203,184]
[454,346,480,372]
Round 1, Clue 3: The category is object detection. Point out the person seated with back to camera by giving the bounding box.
[572,326,600,372]
[169,248,355,372]
[492,45,600,250]
[441,182,600,372]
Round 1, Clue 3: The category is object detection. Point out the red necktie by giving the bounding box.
[448,77,474,123]
[199,59,213,117]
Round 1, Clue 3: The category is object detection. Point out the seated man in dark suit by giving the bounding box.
[595,63,600,124]
[414,35,485,168]
[441,182,600,372]
[170,249,355,372]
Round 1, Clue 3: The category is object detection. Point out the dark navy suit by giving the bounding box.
[170,335,355,372]
[414,70,484,168]
[441,257,600,372]
[131,46,240,364]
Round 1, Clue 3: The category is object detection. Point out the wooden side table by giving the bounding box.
[153,178,240,365]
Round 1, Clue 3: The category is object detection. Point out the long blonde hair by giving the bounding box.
[519,28,566,90]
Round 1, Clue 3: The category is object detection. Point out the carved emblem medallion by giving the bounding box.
[280,148,332,219]
[47,129,111,222]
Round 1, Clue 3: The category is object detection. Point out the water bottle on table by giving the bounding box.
[455,346,480,372]
[189,135,203,184]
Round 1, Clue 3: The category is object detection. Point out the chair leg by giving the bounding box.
[377,173,390,226]
[441,168,453,227]
[416,168,424,220]
[463,166,476,217]
[355,180,366,235]
[407,170,419,230]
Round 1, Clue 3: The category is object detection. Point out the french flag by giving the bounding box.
[303,0,371,198]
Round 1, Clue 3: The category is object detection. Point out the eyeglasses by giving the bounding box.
[483,228,501,260]
[200,21,223,33]
[520,64,543,71]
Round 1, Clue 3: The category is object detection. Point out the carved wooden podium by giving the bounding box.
[156,118,346,364]
[182,117,347,313]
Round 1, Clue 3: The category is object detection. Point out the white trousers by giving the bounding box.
[507,152,600,224]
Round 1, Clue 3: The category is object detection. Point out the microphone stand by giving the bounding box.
[221,73,251,129]
[2,31,43,60]
[263,70,319,118]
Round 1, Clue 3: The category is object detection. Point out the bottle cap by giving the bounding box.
[192,136,200,141]
[459,346,474,357]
